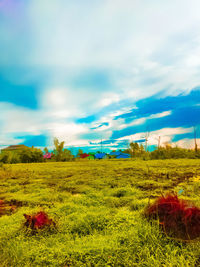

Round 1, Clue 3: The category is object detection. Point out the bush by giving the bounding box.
[145,194,200,240]
[0,147,43,164]
[150,147,200,159]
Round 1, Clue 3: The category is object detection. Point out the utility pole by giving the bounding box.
[194,126,198,152]
[156,136,161,149]
[144,128,150,152]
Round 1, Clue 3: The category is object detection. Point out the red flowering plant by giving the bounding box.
[145,194,200,241]
[24,211,56,232]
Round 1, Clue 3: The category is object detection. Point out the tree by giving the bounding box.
[44,147,49,154]
[63,149,74,161]
[53,138,65,161]
[129,142,140,157]
[52,138,74,161]
[20,147,43,163]
[144,129,150,151]
[77,149,83,158]
[155,136,161,149]
[139,143,145,154]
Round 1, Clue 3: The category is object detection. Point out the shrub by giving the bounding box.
[24,211,55,230]
[145,194,200,241]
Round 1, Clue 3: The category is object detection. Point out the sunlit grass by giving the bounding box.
[0,159,199,266]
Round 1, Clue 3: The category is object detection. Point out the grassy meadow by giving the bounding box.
[0,159,200,266]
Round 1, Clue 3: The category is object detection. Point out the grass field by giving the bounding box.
[0,159,200,266]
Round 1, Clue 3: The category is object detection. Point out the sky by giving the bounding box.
[0,0,200,153]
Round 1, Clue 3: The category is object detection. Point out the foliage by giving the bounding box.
[151,146,200,159]
[0,151,20,164]
[0,147,43,164]
[1,139,199,165]
[20,147,43,163]
[52,138,74,162]
[77,149,83,158]
[123,142,148,158]
[43,147,49,154]
[62,149,74,161]
[53,138,65,161]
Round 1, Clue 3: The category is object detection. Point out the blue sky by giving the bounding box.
[0,0,200,152]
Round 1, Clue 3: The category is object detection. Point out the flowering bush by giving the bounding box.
[24,211,55,230]
[145,194,200,240]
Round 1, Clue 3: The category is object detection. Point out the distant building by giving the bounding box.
[88,154,95,160]
[109,151,131,159]
[95,152,107,159]
[80,153,89,159]
[2,145,29,151]
[109,151,122,157]
[43,152,52,159]
[116,153,130,159]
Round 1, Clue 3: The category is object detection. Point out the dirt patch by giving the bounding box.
[0,199,28,217]
[0,200,16,216]
[123,168,134,171]
[19,180,30,186]
[59,186,81,194]
[48,182,57,187]
[136,184,158,191]
[6,199,28,207]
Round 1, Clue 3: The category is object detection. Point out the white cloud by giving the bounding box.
[40,87,78,119]
[46,122,88,144]
[117,127,193,147]
[149,111,172,119]
[0,101,90,147]
[175,138,200,149]
[144,127,193,146]
[115,111,172,130]
[97,93,120,108]
[22,0,200,100]
[0,102,43,135]
[0,0,200,149]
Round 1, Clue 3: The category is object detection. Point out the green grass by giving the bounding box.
[0,159,200,266]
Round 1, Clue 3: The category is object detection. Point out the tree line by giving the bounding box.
[127,142,200,159]
[0,138,199,164]
[0,138,74,164]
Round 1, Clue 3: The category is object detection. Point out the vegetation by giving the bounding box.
[145,194,200,240]
[0,159,200,266]
[150,145,200,159]
[0,146,43,164]
[0,139,74,164]
[45,138,74,162]
[0,138,200,164]
[124,142,146,158]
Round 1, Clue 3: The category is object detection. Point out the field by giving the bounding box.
[0,159,200,266]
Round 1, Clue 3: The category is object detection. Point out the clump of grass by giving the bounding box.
[145,193,200,241]
[23,211,56,232]
[69,212,110,236]
[113,188,128,198]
